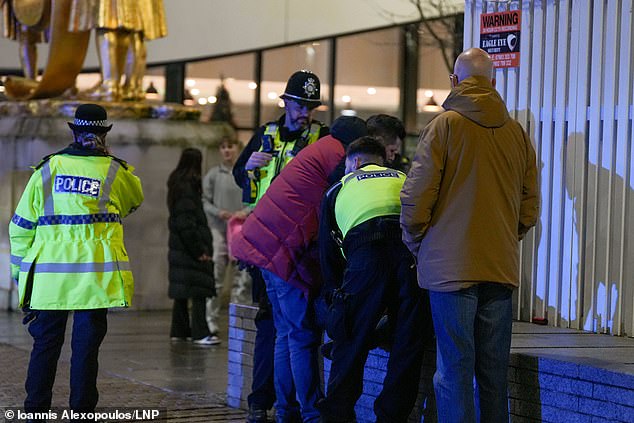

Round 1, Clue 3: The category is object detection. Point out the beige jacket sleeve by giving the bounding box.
[518,127,539,239]
[400,115,448,257]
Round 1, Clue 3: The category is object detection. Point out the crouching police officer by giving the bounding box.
[9,103,144,416]
[316,137,432,423]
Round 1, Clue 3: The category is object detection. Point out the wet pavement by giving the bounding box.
[0,309,246,422]
[1,307,633,423]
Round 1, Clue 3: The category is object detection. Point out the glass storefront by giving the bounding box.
[185,54,256,143]
[75,15,463,158]
[335,28,401,120]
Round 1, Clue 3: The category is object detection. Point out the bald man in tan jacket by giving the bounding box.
[400,48,539,422]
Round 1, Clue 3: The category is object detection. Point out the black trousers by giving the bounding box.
[246,266,276,410]
[24,309,108,413]
[170,297,210,340]
[319,239,432,423]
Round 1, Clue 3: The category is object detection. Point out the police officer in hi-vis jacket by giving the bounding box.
[9,103,144,415]
[317,137,431,423]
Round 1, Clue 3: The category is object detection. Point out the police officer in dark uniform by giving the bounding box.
[233,70,329,423]
[316,137,432,423]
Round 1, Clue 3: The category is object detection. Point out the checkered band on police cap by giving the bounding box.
[68,103,113,133]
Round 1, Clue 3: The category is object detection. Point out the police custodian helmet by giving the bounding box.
[280,70,321,108]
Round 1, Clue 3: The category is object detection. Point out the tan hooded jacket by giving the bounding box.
[400,75,539,292]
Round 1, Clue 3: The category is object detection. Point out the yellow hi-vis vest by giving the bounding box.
[248,122,322,205]
[9,153,144,310]
[334,164,406,239]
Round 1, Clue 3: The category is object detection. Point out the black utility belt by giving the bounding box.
[342,216,402,254]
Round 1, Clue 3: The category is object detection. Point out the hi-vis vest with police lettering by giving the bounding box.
[248,122,322,205]
[334,164,406,238]
[9,153,144,310]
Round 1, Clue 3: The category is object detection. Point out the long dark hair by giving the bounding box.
[167,148,203,208]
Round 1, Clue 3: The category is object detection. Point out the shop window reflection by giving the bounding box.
[185,54,256,140]
[335,28,400,120]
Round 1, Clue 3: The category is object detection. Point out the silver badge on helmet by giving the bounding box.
[303,78,318,98]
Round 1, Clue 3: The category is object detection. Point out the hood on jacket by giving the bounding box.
[442,75,509,128]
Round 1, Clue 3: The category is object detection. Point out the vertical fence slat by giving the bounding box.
[540,0,560,325]
[515,0,539,321]
[598,0,620,334]
[527,0,550,320]
[614,0,632,336]
[552,0,574,329]
[630,97,634,336]
[541,0,570,326]
[463,0,476,49]
[585,0,605,332]
[516,0,533,124]
[564,0,592,333]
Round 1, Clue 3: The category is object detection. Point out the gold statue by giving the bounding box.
[69,0,167,101]
[1,0,50,80]
[2,0,166,102]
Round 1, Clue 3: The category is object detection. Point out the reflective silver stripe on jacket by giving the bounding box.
[99,159,120,212]
[20,261,131,273]
[41,162,55,216]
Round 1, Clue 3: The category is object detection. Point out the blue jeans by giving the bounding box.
[24,309,108,413]
[262,270,322,423]
[429,283,512,423]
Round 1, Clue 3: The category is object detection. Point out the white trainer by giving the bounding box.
[192,335,221,345]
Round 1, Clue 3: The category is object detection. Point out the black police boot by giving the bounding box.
[246,405,268,423]
[320,341,334,360]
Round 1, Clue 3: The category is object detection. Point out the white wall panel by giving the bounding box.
[0,0,464,69]
[466,0,634,336]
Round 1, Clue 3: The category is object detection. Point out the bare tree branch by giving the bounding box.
[365,0,462,73]
[409,0,458,73]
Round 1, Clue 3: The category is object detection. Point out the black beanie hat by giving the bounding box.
[330,115,367,145]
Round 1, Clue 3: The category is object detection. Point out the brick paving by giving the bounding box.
[0,309,248,423]
[0,343,246,422]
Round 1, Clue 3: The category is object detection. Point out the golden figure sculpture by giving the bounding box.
[69,0,167,101]
[2,0,166,102]
[1,0,50,80]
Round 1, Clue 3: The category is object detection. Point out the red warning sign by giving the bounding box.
[480,10,521,68]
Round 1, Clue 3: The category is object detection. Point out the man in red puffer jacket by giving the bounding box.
[232,116,367,423]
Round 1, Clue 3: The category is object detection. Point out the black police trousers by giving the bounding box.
[318,237,432,423]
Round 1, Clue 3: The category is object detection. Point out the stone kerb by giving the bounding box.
[227,303,634,423]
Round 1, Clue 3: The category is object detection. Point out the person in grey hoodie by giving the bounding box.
[400,48,539,423]
[202,137,250,344]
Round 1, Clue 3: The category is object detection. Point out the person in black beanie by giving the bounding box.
[233,70,329,423]
[232,115,367,423]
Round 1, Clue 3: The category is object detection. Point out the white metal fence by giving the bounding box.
[464,0,633,336]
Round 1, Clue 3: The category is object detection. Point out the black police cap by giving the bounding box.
[67,103,112,133]
[280,70,321,107]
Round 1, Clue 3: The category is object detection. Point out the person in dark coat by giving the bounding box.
[167,148,218,345]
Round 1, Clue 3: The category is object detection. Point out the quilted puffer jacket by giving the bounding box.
[231,134,350,297]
